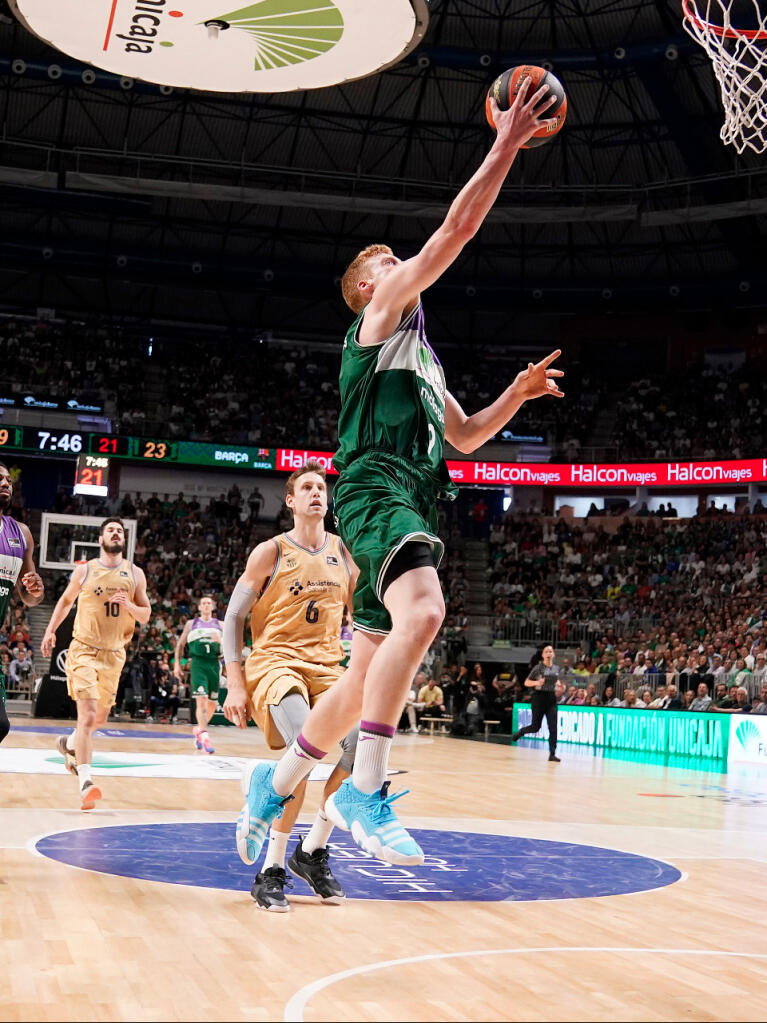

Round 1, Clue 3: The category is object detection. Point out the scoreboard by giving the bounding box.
[0,425,273,470]
[0,426,179,460]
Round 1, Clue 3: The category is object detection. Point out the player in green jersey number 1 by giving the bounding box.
[174,595,224,754]
[238,76,565,867]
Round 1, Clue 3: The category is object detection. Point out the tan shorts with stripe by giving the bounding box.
[245,653,344,750]
[66,637,126,708]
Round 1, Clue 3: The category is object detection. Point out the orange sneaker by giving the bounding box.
[80,780,102,811]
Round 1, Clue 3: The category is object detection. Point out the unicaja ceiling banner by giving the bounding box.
[9,0,429,92]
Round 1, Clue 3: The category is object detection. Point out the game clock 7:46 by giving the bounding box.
[36,430,83,452]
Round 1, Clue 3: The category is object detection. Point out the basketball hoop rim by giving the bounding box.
[682,0,767,41]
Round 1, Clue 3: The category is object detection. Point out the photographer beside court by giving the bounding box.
[453,679,487,737]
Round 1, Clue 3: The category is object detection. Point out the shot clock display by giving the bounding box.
[73,454,110,497]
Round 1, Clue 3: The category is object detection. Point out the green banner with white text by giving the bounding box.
[511,705,729,764]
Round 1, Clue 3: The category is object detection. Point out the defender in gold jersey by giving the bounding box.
[223,461,360,911]
[41,518,151,810]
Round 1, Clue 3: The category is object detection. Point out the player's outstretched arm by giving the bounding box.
[222,540,277,728]
[445,350,564,454]
[359,79,558,344]
[40,563,87,656]
[17,523,44,607]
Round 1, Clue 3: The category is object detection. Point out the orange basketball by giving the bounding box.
[485,65,567,148]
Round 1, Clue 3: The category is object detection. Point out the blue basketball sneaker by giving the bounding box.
[325,779,424,865]
[236,761,293,866]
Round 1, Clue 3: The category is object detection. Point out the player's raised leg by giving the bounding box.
[325,564,444,865]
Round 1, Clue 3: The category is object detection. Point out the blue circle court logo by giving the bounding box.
[35,824,681,902]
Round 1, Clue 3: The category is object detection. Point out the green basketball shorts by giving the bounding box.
[190,659,220,699]
[333,451,444,635]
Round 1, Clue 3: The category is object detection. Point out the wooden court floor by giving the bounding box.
[1,718,766,1023]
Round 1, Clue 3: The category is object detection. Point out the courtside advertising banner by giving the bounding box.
[728,716,767,766]
[511,705,730,764]
[276,450,767,488]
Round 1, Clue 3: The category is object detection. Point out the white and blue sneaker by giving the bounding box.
[325,779,424,866]
[236,761,293,866]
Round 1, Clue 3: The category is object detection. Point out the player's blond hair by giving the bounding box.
[285,459,327,497]
[341,244,393,314]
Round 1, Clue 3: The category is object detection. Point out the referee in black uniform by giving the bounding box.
[510,644,561,762]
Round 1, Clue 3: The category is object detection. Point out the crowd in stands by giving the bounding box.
[4,314,765,462]
[615,357,767,463]
[159,342,342,448]
[489,511,767,646]
[1,604,35,698]
[1,318,143,418]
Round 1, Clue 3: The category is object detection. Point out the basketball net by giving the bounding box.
[682,0,767,154]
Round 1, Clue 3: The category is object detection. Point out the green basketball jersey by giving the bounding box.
[335,302,457,498]
[188,617,222,660]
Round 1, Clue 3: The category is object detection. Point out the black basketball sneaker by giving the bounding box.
[288,838,345,904]
[250,867,292,912]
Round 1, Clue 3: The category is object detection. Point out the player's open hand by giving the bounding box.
[513,350,564,402]
[489,77,559,151]
[223,684,250,729]
[41,630,56,658]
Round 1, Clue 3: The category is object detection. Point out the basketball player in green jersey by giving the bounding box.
[238,76,565,865]
[174,595,223,753]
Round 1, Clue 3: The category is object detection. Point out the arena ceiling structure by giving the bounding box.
[0,0,766,343]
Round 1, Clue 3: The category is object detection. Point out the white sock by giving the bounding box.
[302,808,334,855]
[352,721,395,795]
[76,764,92,788]
[66,731,76,753]
[272,734,327,797]
[263,829,289,871]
